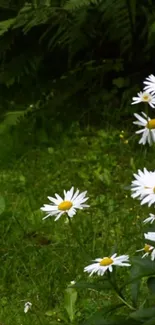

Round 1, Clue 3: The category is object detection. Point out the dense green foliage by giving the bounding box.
[0,0,155,128]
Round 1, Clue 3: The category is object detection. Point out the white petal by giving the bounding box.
[65,187,74,201]
[143,214,155,224]
[48,196,61,204]
[144,232,155,241]
[151,249,155,261]
[67,207,76,217]
[109,265,113,272]
[136,248,144,252]
[40,204,58,211]
[55,193,63,201]
[54,211,64,221]
[71,189,80,201]
[134,113,147,125]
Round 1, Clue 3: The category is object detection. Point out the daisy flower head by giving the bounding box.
[41,187,89,221]
[143,213,155,224]
[131,168,155,207]
[24,302,32,313]
[144,232,155,242]
[136,244,155,261]
[131,91,155,108]
[84,253,130,277]
[133,112,155,145]
[143,74,155,95]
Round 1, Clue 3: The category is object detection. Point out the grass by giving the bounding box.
[0,124,154,324]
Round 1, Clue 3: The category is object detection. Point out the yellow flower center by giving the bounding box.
[99,257,113,266]
[58,201,73,211]
[143,94,150,101]
[146,119,155,129]
[144,244,151,253]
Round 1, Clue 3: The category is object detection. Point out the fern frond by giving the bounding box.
[0,18,15,36]
[100,0,134,53]
[0,54,41,86]
[0,3,33,36]
[0,109,30,134]
[0,3,57,35]
[9,3,58,33]
[64,0,99,10]
[0,0,25,10]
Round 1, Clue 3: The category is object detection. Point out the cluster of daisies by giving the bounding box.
[130,74,155,261]
[132,74,155,145]
[131,167,155,260]
[40,187,131,276]
[40,74,155,279]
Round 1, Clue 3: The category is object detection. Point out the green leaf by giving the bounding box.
[45,310,54,316]
[130,266,141,307]
[147,277,155,295]
[19,175,26,184]
[18,3,32,13]
[143,318,155,325]
[130,257,155,280]
[84,312,138,325]
[130,280,141,307]
[130,157,136,170]
[112,77,125,88]
[48,147,54,154]
[83,313,116,325]
[0,196,5,215]
[1,296,8,306]
[64,287,77,322]
[95,168,111,185]
[149,22,155,40]
[72,280,112,291]
[130,308,155,321]
[102,168,111,185]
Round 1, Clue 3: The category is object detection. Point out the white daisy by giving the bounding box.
[24,302,32,313]
[131,168,155,207]
[136,244,155,261]
[144,232,155,242]
[143,213,155,224]
[133,112,155,145]
[41,187,89,221]
[143,74,155,95]
[131,91,155,108]
[84,253,130,276]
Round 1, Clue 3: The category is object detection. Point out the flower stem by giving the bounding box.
[67,216,90,258]
[114,291,135,311]
[107,272,135,311]
[145,103,149,119]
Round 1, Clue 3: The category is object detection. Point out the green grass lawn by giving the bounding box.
[0,125,154,324]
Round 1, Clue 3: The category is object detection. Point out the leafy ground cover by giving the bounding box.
[0,125,153,325]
